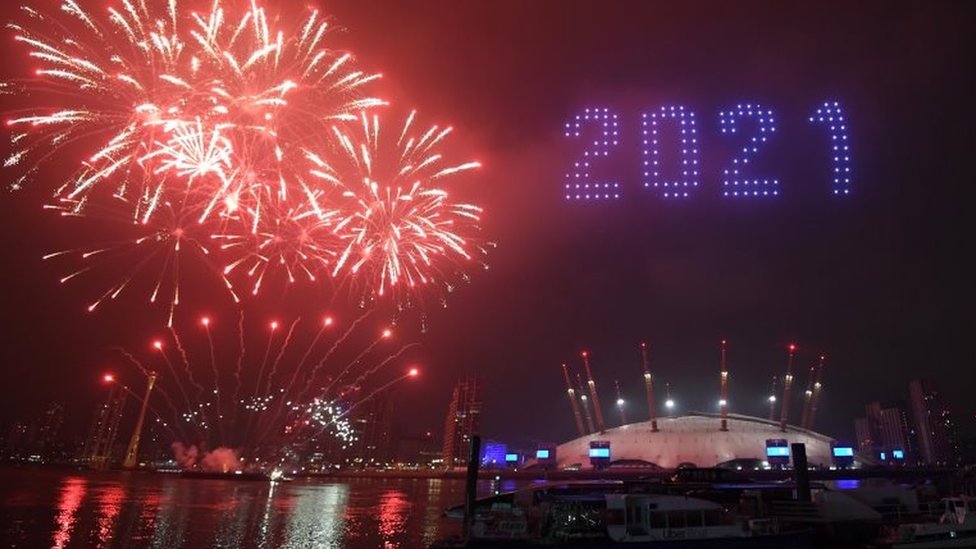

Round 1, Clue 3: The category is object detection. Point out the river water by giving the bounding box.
[0,467,508,548]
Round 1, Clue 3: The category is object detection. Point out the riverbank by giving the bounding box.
[2,461,969,487]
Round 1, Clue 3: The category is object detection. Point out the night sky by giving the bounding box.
[1,1,974,450]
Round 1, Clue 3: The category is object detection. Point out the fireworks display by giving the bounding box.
[110,311,420,466]
[0,0,490,467]
[3,0,488,320]
[305,111,486,304]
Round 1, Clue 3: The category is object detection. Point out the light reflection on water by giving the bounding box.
[52,477,85,549]
[0,468,474,548]
[94,483,124,548]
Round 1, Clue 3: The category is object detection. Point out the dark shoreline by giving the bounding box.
[2,461,966,484]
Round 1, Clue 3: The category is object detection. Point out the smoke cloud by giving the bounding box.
[171,442,241,473]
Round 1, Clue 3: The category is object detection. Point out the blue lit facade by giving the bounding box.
[480,441,507,469]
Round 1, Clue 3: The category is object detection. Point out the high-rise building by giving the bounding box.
[3,421,30,460]
[873,401,915,461]
[854,401,916,463]
[854,417,875,457]
[441,376,483,469]
[34,402,65,460]
[961,436,976,467]
[3,403,66,462]
[909,378,958,465]
[396,429,440,466]
[351,393,395,467]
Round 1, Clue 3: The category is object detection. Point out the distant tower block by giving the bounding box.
[640,342,658,432]
[779,344,797,433]
[441,376,483,469]
[561,363,586,437]
[581,351,606,432]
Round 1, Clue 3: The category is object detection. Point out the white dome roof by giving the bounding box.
[553,412,836,469]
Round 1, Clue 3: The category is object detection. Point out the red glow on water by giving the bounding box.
[96,485,125,543]
[377,490,409,541]
[52,477,86,549]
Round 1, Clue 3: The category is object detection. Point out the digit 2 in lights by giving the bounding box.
[563,100,851,201]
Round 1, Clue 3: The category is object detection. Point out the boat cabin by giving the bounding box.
[605,493,749,543]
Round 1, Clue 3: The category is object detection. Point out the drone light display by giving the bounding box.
[564,100,852,200]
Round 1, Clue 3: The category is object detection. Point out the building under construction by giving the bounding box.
[81,385,126,469]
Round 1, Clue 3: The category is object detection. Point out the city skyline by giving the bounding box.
[1,0,974,455]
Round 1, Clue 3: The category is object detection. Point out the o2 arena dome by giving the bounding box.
[549,412,836,470]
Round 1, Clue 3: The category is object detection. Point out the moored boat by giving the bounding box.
[875,496,976,548]
[434,480,814,547]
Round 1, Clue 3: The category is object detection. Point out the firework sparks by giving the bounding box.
[4,1,488,319]
[112,310,419,466]
[306,110,487,305]
[6,0,383,213]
